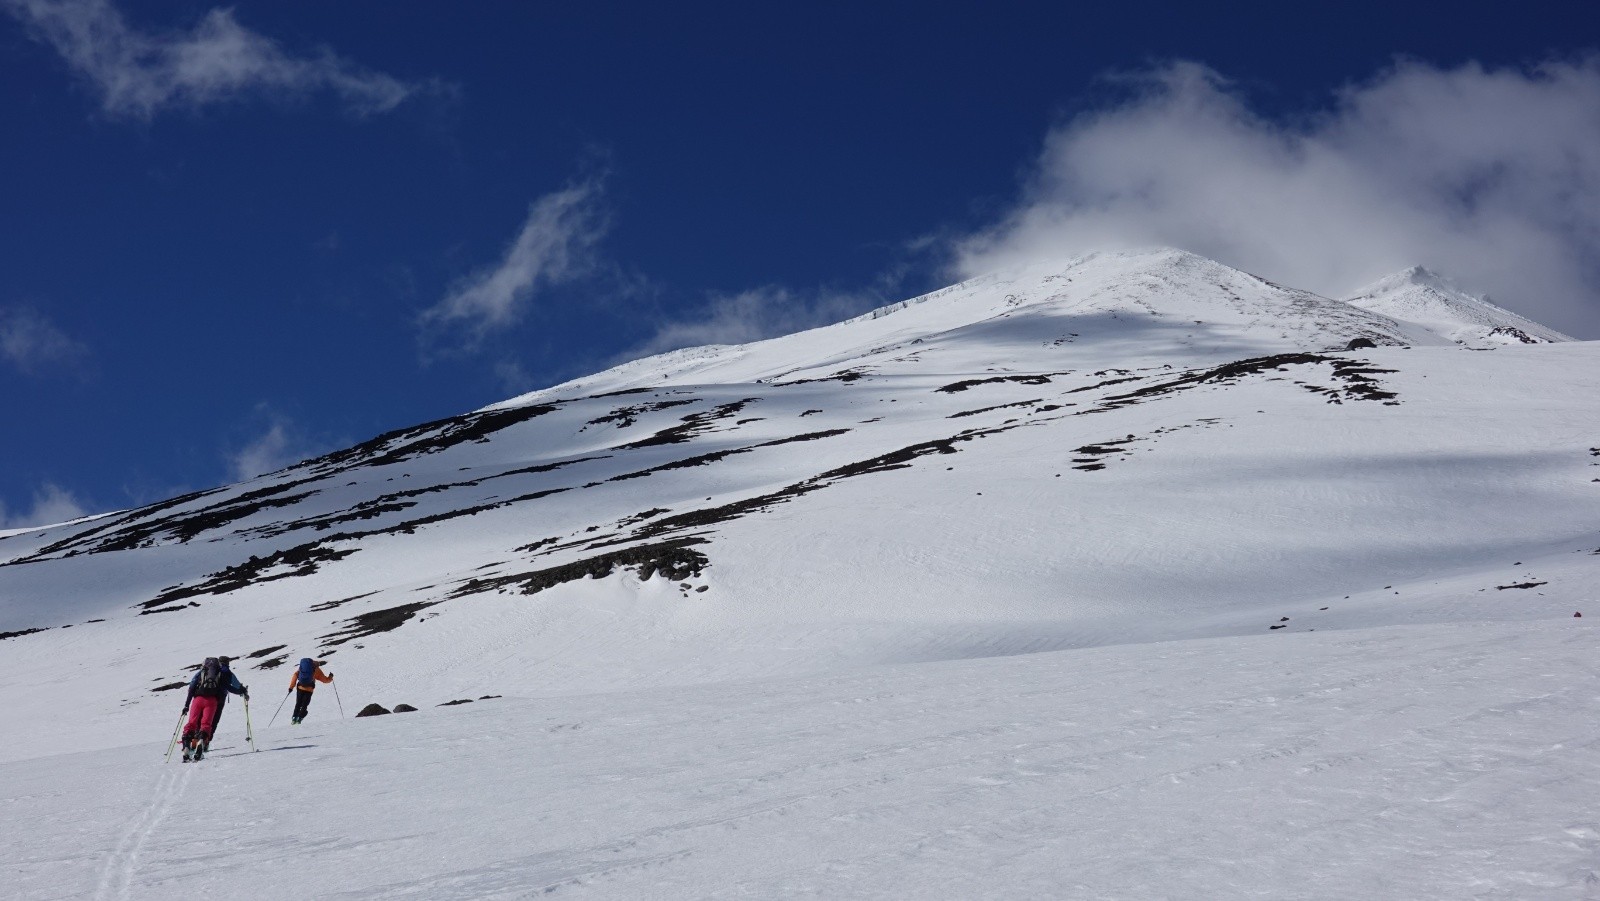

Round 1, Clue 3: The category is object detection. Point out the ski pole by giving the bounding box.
[331,677,345,719]
[163,710,185,763]
[267,688,292,727]
[243,695,257,752]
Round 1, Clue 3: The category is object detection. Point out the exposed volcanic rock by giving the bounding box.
[950,399,1044,419]
[320,601,439,648]
[146,543,361,609]
[450,540,710,599]
[1091,354,1400,411]
[15,480,321,562]
[607,430,851,482]
[937,373,1058,393]
[620,399,762,449]
[299,403,563,473]
[585,399,698,429]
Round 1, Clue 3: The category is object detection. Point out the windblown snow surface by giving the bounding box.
[3,249,1598,899]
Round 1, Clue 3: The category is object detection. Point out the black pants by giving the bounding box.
[293,688,313,720]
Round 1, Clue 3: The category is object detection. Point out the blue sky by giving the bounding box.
[3,0,1598,525]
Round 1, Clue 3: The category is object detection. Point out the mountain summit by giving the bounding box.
[501,248,1447,406]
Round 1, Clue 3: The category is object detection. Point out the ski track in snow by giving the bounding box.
[92,765,191,901]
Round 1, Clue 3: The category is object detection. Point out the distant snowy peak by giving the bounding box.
[1344,266,1571,348]
[492,249,1466,411]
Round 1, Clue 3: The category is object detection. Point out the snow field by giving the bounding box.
[5,618,1599,899]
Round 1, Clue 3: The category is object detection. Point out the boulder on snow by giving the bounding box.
[1346,337,1377,350]
[355,703,391,717]
[393,703,418,712]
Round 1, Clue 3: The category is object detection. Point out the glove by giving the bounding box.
[326,672,333,679]
[242,687,250,698]
[181,706,189,715]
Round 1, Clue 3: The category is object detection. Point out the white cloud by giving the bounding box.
[421,180,608,348]
[0,483,89,530]
[627,286,878,360]
[955,58,1600,338]
[227,407,323,481]
[3,0,423,118]
[0,306,88,374]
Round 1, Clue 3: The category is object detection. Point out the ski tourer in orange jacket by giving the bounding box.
[289,659,333,693]
[288,658,333,725]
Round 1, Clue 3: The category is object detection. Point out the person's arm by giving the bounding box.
[228,673,247,696]
[184,673,197,711]
[288,671,298,692]
[314,665,333,684]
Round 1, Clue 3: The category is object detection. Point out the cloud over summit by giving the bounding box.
[956,58,1600,338]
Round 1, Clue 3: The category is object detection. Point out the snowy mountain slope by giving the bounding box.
[3,246,1600,899]
[0,247,1596,770]
[1345,265,1573,348]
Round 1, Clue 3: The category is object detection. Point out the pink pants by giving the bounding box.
[185,695,219,742]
